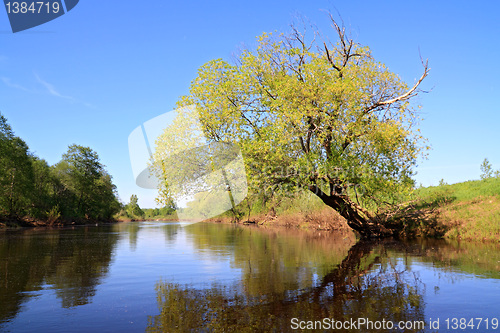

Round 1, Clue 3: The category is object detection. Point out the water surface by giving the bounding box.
[1,222,499,332]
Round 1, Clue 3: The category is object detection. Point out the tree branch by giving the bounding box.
[227,96,261,137]
[363,60,430,114]
[324,42,342,74]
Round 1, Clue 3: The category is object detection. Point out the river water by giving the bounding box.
[0,222,499,332]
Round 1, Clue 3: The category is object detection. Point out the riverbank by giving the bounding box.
[3,178,498,241]
[0,212,181,229]
[0,216,180,229]
[209,207,353,233]
[0,216,120,229]
[413,177,500,241]
[207,178,500,242]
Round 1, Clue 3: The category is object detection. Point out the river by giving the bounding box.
[1,222,499,332]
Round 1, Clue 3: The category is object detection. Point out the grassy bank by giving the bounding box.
[209,178,500,242]
[413,177,500,241]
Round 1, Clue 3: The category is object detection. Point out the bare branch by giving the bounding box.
[363,60,430,114]
[324,42,342,73]
[323,14,365,78]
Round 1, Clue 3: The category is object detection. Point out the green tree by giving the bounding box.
[51,160,79,218]
[153,17,429,238]
[30,156,58,219]
[126,194,144,218]
[160,202,177,216]
[480,158,493,180]
[92,171,121,220]
[0,113,35,217]
[54,144,119,220]
[0,114,120,222]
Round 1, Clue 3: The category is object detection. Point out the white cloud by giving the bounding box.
[34,73,75,101]
[1,76,32,92]
[2,72,95,109]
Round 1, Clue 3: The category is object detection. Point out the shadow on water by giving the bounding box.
[0,226,119,323]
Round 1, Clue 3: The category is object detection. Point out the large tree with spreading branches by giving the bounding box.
[154,15,430,238]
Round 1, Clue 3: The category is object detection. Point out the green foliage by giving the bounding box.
[0,112,120,223]
[155,18,429,223]
[30,157,56,218]
[480,158,493,180]
[125,194,145,219]
[143,205,177,219]
[53,144,120,220]
[0,114,35,217]
[117,199,177,221]
[479,158,500,180]
[47,205,61,224]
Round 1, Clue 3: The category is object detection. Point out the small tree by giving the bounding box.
[480,158,493,180]
[126,194,144,218]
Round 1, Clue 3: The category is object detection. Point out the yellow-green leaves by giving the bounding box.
[155,22,429,211]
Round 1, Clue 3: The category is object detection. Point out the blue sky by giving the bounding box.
[1,0,499,208]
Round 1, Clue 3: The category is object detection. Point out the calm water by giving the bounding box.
[0,222,499,332]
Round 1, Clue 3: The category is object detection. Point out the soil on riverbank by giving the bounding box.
[208,207,354,234]
[0,216,119,229]
[0,215,181,229]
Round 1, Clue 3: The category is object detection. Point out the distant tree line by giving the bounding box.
[0,112,120,223]
[116,194,177,220]
[143,206,176,219]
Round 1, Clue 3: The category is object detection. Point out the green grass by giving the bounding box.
[273,191,326,215]
[210,178,500,241]
[415,177,500,202]
[413,177,500,241]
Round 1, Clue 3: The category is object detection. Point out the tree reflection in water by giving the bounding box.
[147,226,426,332]
[0,226,119,322]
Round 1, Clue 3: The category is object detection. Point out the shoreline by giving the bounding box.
[0,217,121,229]
[0,216,183,229]
[3,202,499,243]
[206,208,355,236]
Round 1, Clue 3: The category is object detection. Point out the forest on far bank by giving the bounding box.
[0,112,121,224]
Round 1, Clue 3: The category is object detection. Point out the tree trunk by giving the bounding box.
[308,185,393,239]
